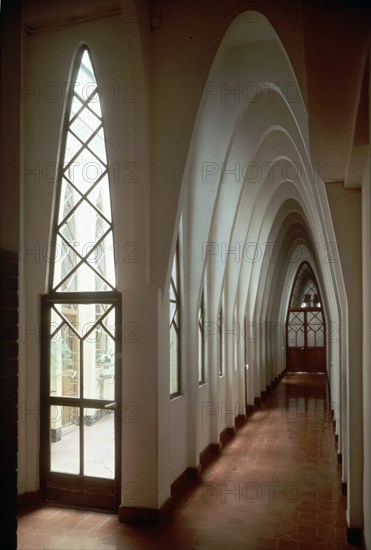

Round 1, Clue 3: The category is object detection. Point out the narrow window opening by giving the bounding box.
[170,240,181,396]
[219,306,224,376]
[198,292,205,384]
[41,46,121,510]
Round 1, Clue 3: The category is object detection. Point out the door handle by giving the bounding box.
[104,402,117,409]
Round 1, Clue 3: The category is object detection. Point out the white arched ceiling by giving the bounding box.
[175,8,348,494]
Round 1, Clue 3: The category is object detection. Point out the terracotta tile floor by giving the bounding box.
[18,372,358,550]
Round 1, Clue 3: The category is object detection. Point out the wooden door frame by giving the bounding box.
[40,291,122,511]
[285,263,326,372]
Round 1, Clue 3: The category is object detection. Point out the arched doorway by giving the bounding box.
[286,262,326,372]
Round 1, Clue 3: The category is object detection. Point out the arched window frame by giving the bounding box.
[198,291,205,385]
[170,239,181,397]
[47,45,116,294]
[218,303,224,376]
[233,311,238,371]
[40,45,122,510]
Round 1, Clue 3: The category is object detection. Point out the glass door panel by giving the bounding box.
[307,311,324,347]
[286,263,326,372]
[50,406,80,475]
[84,408,115,479]
[287,311,305,348]
[41,295,121,510]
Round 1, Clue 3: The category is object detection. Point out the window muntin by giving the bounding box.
[52,49,115,293]
[306,310,325,347]
[43,47,120,491]
[287,311,305,348]
[290,262,322,309]
[170,241,181,396]
[287,262,325,350]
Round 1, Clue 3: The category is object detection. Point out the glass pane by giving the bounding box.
[50,406,80,474]
[287,327,297,347]
[70,94,83,119]
[87,175,112,221]
[58,178,80,222]
[307,329,315,347]
[70,110,101,145]
[88,128,107,163]
[100,305,116,338]
[88,93,102,117]
[60,201,110,244]
[316,329,324,347]
[94,232,116,287]
[64,132,82,165]
[307,311,324,347]
[54,303,102,337]
[287,311,305,348]
[170,280,176,301]
[170,300,177,323]
[50,324,80,398]
[60,262,112,292]
[50,303,116,399]
[84,408,114,479]
[198,323,203,382]
[53,237,79,292]
[170,324,179,394]
[59,302,113,331]
[84,327,115,401]
[68,147,106,195]
[290,263,321,308]
[50,306,63,336]
[52,49,115,293]
[77,50,97,100]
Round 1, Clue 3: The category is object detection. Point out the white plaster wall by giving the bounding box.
[326,183,363,529]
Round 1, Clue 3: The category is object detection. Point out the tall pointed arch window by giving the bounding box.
[170,240,181,396]
[52,48,115,292]
[218,305,224,376]
[198,291,205,384]
[233,311,238,371]
[41,47,121,510]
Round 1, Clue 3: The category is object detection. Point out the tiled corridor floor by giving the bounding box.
[18,373,358,549]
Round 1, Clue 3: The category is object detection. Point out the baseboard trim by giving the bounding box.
[17,490,40,511]
[254,397,262,409]
[170,466,201,499]
[119,497,172,525]
[220,426,235,448]
[235,414,246,429]
[246,404,255,416]
[199,443,220,470]
[346,526,363,547]
[187,465,201,480]
[210,442,222,454]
